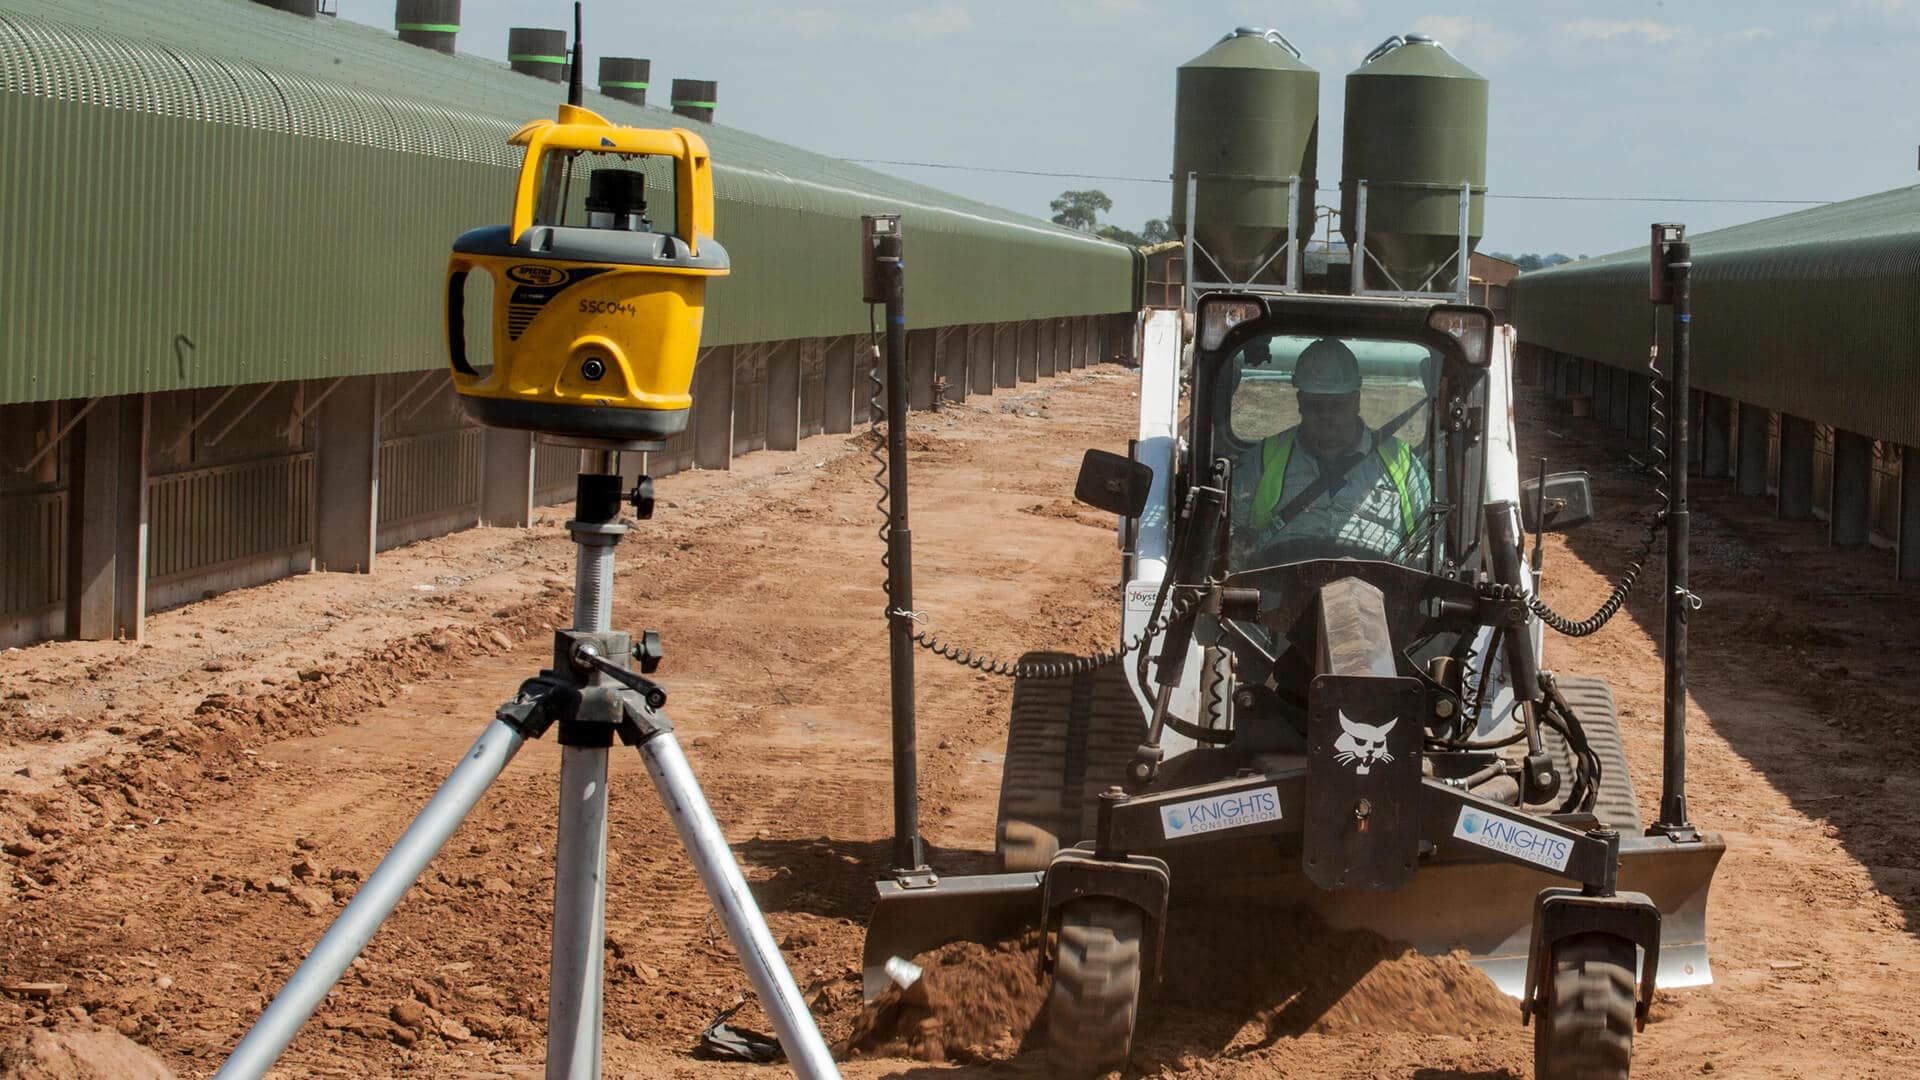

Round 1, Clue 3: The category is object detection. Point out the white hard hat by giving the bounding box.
[1292,338,1361,395]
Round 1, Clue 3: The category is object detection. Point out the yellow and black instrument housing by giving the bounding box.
[446,104,729,441]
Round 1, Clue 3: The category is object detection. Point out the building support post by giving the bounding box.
[1627,372,1651,446]
[692,347,735,470]
[1736,402,1770,497]
[767,339,801,451]
[968,325,992,396]
[1611,368,1631,432]
[66,401,121,638]
[908,328,935,411]
[1701,393,1731,479]
[1830,429,1873,547]
[825,336,855,433]
[1900,446,1920,583]
[479,428,535,527]
[314,377,381,574]
[1776,414,1815,520]
[111,390,146,634]
[995,323,1018,388]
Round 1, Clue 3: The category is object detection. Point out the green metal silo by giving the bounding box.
[1170,28,1318,287]
[1340,33,1487,293]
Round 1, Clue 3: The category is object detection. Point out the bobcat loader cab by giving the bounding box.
[861,290,1723,1080]
[1126,293,1504,761]
[1027,290,1721,1076]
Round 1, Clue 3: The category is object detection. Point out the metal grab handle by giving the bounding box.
[445,261,478,376]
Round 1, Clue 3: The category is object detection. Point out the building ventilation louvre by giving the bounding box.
[395,0,459,54]
[598,56,650,106]
[507,26,568,83]
[670,78,715,123]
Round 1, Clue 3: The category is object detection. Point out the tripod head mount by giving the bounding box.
[495,630,670,747]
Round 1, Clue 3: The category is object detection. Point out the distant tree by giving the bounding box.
[1050,189,1113,232]
[1052,191,1170,248]
[1485,251,1577,272]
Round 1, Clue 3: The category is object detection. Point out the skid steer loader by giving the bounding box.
[861,279,1723,1077]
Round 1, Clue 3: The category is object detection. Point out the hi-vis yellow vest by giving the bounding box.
[1248,430,1416,536]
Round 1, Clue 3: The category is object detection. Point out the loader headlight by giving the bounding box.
[1427,307,1492,367]
[1197,297,1264,352]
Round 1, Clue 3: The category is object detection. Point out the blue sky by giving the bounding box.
[333,0,1920,257]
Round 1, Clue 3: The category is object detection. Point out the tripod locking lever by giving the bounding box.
[571,638,667,708]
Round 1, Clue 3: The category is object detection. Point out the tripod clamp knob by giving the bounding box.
[627,476,655,520]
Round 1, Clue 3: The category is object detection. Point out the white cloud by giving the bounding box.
[1413,15,1522,63]
[1725,26,1776,42]
[898,3,973,37]
[1560,18,1684,45]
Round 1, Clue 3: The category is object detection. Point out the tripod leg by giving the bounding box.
[215,718,529,1080]
[638,730,842,1080]
[546,745,610,1079]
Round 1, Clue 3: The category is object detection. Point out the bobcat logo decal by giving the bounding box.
[1334,712,1397,775]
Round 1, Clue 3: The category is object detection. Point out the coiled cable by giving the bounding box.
[864,305,1195,679]
[1520,319,1669,637]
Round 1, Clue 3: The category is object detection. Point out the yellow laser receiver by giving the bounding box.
[446,103,729,442]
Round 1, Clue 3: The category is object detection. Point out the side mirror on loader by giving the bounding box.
[1520,470,1596,532]
[1074,448,1154,518]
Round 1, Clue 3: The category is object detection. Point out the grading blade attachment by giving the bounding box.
[859,871,1043,1001]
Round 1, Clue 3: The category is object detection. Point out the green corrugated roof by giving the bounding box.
[2,0,1077,227]
[1510,185,1920,447]
[0,0,1133,405]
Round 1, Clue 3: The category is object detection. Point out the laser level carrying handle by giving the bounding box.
[507,106,717,248]
[445,256,479,376]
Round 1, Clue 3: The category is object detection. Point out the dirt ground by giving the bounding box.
[3,364,1918,1078]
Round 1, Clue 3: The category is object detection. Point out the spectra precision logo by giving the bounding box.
[1452,808,1572,872]
[1159,786,1281,839]
[507,264,569,286]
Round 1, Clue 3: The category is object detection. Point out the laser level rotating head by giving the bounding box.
[445,104,730,446]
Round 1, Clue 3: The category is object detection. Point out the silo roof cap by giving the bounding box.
[1219,26,1302,58]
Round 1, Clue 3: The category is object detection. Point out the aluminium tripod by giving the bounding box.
[216,456,840,1080]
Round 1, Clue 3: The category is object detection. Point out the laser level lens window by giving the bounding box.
[535,152,680,239]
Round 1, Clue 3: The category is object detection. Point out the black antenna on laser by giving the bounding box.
[567,1,584,107]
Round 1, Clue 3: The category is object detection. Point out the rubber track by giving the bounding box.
[1047,897,1144,1078]
[996,652,1075,871]
[1535,932,1636,1080]
[995,653,1148,871]
[1536,676,1641,830]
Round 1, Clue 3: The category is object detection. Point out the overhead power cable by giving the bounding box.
[843,158,1172,184]
[840,158,1832,205]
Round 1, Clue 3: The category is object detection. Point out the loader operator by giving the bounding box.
[1229,337,1431,567]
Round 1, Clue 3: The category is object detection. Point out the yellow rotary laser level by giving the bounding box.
[445,104,729,443]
